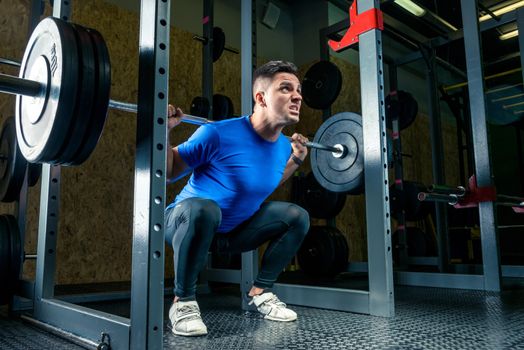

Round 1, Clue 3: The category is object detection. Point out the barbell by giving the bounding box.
[0,17,367,193]
[0,72,345,156]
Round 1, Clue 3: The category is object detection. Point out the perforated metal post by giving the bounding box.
[11,0,44,314]
[202,0,214,119]
[518,8,524,86]
[129,0,170,348]
[240,0,258,309]
[460,0,501,291]
[358,0,394,317]
[424,47,449,273]
[33,0,68,316]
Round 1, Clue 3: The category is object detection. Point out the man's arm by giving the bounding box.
[167,146,190,180]
[279,133,308,185]
[166,105,190,181]
[279,156,301,185]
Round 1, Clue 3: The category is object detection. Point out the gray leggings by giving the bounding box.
[165,198,310,299]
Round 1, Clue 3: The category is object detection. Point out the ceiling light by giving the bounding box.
[499,29,519,40]
[394,0,426,17]
[479,0,524,22]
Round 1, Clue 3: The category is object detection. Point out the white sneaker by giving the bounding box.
[168,300,208,336]
[248,292,297,322]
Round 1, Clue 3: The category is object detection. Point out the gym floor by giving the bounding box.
[1,281,524,349]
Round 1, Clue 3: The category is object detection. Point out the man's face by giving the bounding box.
[260,72,302,125]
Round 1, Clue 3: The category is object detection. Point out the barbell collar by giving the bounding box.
[418,192,459,205]
[428,184,466,197]
[0,73,44,98]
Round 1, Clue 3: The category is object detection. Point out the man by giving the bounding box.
[165,60,310,337]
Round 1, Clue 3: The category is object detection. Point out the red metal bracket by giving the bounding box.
[453,175,497,209]
[328,3,384,52]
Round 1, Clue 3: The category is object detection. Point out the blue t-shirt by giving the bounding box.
[167,115,291,233]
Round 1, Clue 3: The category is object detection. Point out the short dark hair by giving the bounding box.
[253,60,298,84]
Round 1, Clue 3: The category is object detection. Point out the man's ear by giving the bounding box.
[254,90,266,107]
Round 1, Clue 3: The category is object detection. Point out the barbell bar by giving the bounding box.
[0,74,344,156]
[0,57,21,67]
[111,100,343,154]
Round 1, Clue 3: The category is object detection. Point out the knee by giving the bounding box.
[190,198,222,227]
[287,204,310,236]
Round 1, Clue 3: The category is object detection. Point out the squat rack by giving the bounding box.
[11,0,394,349]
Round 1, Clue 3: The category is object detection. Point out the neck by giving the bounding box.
[250,110,283,142]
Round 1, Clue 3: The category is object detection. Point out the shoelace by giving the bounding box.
[263,295,287,308]
[177,304,201,321]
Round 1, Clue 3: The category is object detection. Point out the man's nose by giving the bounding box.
[292,91,302,102]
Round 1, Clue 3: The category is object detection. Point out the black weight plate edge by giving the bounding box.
[0,117,27,202]
[68,26,111,165]
[54,23,97,165]
[213,94,232,120]
[0,215,11,304]
[303,172,346,219]
[302,61,342,110]
[326,227,343,275]
[335,227,349,273]
[297,226,321,273]
[27,162,42,187]
[398,91,418,130]
[324,227,339,274]
[17,18,80,163]
[306,226,335,276]
[212,27,226,62]
[0,124,9,200]
[190,96,210,118]
[311,112,364,193]
[5,215,22,296]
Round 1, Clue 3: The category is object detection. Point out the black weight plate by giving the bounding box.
[68,26,111,165]
[0,117,27,202]
[311,112,364,193]
[330,227,349,273]
[55,23,97,164]
[303,171,346,219]
[27,162,42,187]
[5,215,22,296]
[393,227,427,257]
[212,27,226,62]
[190,96,210,118]
[390,181,432,221]
[302,61,342,110]
[326,227,345,274]
[385,90,418,131]
[0,216,11,304]
[404,181,432,221]
[213,94,233,120]
[298,226,348,277]
[16,17,79,163]
[298,226,334,276]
